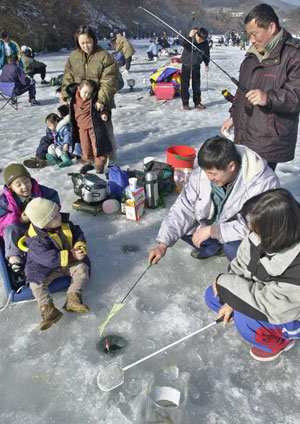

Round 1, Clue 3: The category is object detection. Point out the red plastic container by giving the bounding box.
[166,145,196,169]
[171,57,182,63]
[155,83,176,100]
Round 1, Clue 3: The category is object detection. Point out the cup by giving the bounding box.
[146,367,188,424]
[129,177,137,191]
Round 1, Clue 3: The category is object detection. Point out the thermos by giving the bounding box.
[145,171,159,209]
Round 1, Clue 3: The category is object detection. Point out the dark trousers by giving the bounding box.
[181,64,201,105]
[125,56,132,71]
[147,52,154,60]
[14,82,36,100]
[181,234,241,262]
[28,66,46,80]
[36,136,53,159]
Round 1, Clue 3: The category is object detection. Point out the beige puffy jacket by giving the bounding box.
[61,47,119,108]
[115,36,135,59]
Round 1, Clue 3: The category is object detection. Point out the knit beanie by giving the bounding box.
[4,164,31,187]
[25,198,59,229]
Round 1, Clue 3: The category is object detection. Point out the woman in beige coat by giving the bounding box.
[115,32,135,73]
[61,25,119,167]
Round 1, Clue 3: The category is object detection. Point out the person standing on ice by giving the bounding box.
[206,188,300,362]
[114,32,135,74]
[61,25,119,167]
[180,27,210,111]
[221,3,300,171]
[148,136,279,265]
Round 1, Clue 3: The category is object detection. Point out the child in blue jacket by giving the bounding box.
[45,112,73,168]
[24,198,90,330]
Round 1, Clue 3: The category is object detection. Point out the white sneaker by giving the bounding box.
[122,70,129,75]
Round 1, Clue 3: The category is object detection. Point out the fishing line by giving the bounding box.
[138,6,248,93]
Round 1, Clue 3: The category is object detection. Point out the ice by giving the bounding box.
[0,39,300,423]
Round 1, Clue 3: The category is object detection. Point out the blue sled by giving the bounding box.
[0,243,70,303]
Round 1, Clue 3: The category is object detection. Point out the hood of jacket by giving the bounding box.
[200,145,267,186]
[56,114,69,132]
[249,232,300,276]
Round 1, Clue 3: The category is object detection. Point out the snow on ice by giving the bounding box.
[0,40,300,424]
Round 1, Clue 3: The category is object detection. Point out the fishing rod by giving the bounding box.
[138,6,248,93]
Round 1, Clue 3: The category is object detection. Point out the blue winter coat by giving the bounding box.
[0,61,30,88]
[25,213,90,284]
[146,42,159,56]
[0,39,24,69]
[54,115,71,152]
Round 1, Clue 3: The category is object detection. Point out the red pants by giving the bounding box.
[79,127,107,167]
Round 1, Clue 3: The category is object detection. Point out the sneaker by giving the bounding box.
[190,248,225,260]
[250,340,295,362]
[29,98,41,106]
[122,69,129,75]
[195,103,206,110]
[80,163,94,174]
[40,80,49,85]
[183,104,191,110]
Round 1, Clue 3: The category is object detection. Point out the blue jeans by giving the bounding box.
[205,285,299,353]
[181,234,241,262]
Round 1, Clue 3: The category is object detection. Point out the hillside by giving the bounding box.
[1,0,299,52]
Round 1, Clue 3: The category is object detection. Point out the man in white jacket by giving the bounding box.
[148,136,279,264]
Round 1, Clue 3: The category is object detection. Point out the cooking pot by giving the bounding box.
[70,173,107,203]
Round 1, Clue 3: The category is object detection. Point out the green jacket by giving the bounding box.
[21,52,46,74]
[61,48,119,108]
[115,36,135,59]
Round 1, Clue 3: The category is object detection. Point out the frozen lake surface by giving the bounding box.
[0,39,300,424]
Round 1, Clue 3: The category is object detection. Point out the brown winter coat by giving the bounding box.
[115,36,135,59]
[61,47,119,109]
[230,29,300,163]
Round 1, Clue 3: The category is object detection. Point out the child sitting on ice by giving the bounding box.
[23,105,74,169]
[56,104,82,160]
[67,79,113,174]
[24,198,90,330]
[0,164,60,282]
[45,112,73,167]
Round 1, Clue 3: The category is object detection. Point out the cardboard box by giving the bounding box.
[125,200,146,221]
[155,83,176,100]
[125,185,145,205]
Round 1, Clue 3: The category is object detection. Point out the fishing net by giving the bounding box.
[97,362,125,392]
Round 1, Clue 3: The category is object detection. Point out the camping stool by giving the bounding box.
[0,82,18,110]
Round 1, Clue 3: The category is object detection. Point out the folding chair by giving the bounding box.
[0,82,18,110]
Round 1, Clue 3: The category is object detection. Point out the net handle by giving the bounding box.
[124,318,222,372]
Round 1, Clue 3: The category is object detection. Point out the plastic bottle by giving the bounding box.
[145,171,159,209]
[121,191,127,214]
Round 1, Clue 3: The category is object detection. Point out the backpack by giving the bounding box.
[143,160,174,194]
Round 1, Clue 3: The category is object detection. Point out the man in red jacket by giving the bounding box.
[221,4,300,171]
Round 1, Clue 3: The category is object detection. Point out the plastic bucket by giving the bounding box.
[166,145,196,169]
